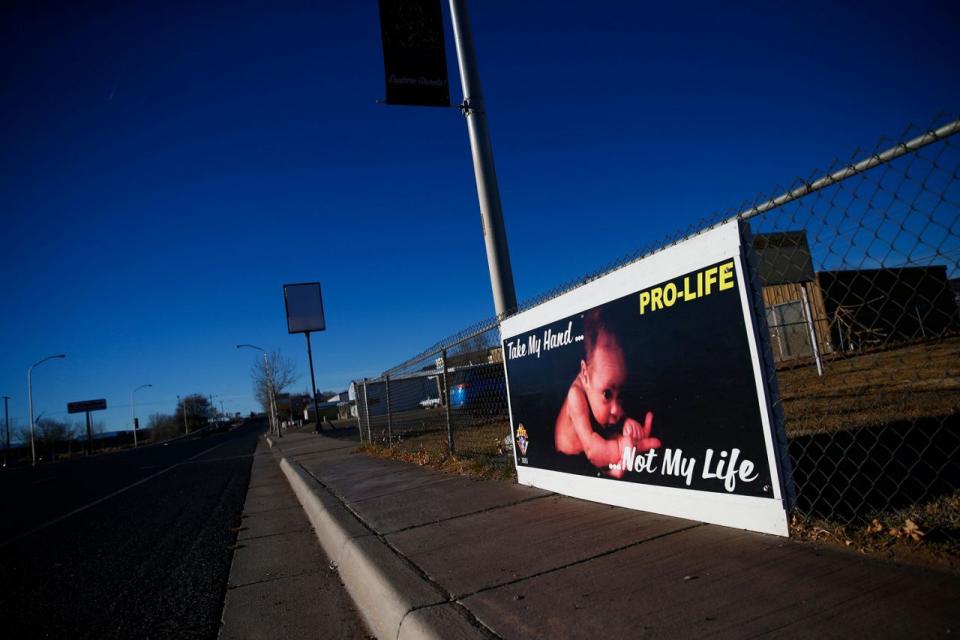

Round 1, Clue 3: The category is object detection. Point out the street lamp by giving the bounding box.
[28,353,66,466]
[236,344,279,437]
[209,394,218,429]
[131,384,152,448]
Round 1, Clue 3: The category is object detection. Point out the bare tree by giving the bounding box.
[250,351,300,428]
[70,417,104,439]
[448,331,498,367]
[21,418,74,462]
[148,412,180,442]
[175,394,214,433]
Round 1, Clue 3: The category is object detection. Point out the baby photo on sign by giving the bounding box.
[503,259,774,498]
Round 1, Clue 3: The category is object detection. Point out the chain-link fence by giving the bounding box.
[350,114,959,539]
[743,117,960,537]
[353,321,512,461]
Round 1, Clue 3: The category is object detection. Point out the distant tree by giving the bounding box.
[174,394,214,433]
[448,332,498,367]
[250,351,299,419]
[20,418,75,461]
[70,417,104,441]
[148,413,181,442]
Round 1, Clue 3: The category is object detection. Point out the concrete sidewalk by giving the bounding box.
[267,430,959,639]
[220,439,368,639]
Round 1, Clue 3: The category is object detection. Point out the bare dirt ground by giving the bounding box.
[777,336,960,436]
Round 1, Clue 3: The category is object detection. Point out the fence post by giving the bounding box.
[384,374,393,447]
[800,285,823,377]
[362,378,371,443]
[441,349,454,454]
[354,381,364,442]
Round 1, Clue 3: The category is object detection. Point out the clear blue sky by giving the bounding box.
[1,0,958,432]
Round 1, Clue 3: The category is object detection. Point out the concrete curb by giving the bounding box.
[278,456,488,640]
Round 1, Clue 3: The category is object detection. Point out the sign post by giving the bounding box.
[283,283,327,431]
[68,398,108,455]
[500,221,793,536]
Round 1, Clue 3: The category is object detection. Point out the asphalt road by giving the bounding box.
[0,420,263,639]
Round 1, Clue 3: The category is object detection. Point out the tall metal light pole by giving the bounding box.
[3,395,10,467]
[131,384,152,448]
[28,354,66,466]
[209,394,218,429]
[236,344,279,437]
[448,0,517,317]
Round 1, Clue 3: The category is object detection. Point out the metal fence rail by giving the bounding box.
[352,114,960,540]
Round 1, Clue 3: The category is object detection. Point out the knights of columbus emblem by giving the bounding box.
[516,424,529,456]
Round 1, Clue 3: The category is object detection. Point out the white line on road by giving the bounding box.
[0,438,236,550]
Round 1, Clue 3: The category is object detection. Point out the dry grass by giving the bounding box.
[778,337,960,436]
[359,438,516,482]
[780,338,960,567]
[790,490,960,574]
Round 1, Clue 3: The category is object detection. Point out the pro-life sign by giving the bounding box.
[500,220,792,536]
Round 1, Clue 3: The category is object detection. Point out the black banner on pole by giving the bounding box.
[378,0,451,107]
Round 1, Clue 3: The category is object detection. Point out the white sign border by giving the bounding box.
[500,220,789,537]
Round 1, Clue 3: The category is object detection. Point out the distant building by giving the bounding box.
[818,266,959,350]
[753,232,832,363]
[752,231,959,362]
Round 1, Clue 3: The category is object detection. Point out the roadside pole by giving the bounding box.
[269,383,280,438]
[132,391,138,448]
[362,378,371,443]
[385,374,392,447]
[305,332,322,431]
[441,350,454,454]
[448,0,517,317]
[28,354,66,466]
[85,411,92,454]
[355,382,364,441]
[182,396,190,434]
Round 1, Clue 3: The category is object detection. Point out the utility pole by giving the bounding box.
[28,354,66,466]
[209,394,217,429]
[448,0,517,317]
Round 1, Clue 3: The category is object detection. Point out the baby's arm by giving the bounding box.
[565,386,630,468]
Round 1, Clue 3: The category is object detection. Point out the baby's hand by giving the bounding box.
[622,412,661,452]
